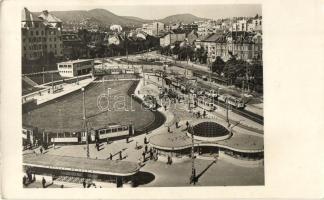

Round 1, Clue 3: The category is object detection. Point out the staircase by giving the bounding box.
[22,75,38,87]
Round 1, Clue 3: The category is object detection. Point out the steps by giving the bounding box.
[22,75,39,87]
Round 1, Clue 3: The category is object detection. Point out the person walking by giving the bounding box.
[23,175,27,186]
[83,179,86,188]
[110,153,113,160]
[145,145,148,153]
[40,147,43,154]
[41,177,46,188]
[142,151,146,162]
[186,121,189,130]
[119,151,122,160]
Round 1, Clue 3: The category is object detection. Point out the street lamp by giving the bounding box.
[82,87,90,158]
[189,125,196,185]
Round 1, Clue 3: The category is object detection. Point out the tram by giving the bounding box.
[46,124,133,144]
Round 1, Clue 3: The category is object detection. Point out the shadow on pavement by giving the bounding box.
[132,171,155,187]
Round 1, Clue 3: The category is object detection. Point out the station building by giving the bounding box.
[149,119,264,167]
[57,59,94,78]
[23,153,140,187]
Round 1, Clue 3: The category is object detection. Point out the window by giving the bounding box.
[41,31,44,35]
[54,38,56,42]
[30,31,33,36]
[36,31,39,35]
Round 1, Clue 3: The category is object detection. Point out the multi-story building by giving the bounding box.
[61,33,88,59]
[231,19,248,32]
[195,31,262,63]
[159,31,186,47]
[182,23,199,33]
[57,59,94,78]
[21,8,63,61]
[142,22,165,36]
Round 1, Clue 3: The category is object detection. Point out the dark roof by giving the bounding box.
[21,7,42,22]
[23,153,140,176]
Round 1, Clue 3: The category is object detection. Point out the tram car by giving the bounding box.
[195,97,217,112]
[94,124,132,141]
[226,96,245,109]
[47,124,133,144]
[218,94,245,109]
[205,90,218,98]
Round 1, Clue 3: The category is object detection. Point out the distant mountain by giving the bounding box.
[159,13,206,24]
[33,9,207,28]
[122,16,152,23]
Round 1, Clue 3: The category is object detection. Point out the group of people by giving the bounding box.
[142,146,158,162]
[23,170,35,186]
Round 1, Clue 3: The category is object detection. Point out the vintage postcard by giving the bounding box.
[0,0,323,199]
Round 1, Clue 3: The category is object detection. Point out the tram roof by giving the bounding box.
[23,153,140,176]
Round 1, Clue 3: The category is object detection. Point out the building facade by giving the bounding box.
[57,59,94,78]
[195,31,262,63]
[21,8,63,61]
[160,31,186,47]
[142,22,165,36]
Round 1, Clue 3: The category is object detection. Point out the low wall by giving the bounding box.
[219,151,264,168]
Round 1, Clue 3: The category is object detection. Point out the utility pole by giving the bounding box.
[226,98,230,127]
[42,66,45,84]
[51,72,54,93]
[82,87,90,158]
[190,125,196,185]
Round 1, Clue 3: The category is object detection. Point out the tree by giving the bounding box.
[211,56,225,74]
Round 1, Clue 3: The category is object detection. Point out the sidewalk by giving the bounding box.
[35,78,94,105]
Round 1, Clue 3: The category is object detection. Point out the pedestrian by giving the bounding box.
[119,151,122,160]
[164,105,167,111]
[145,145,148,153]
[106,137,109,144]
[126,137,129,143]
[142,151,146,162]
[176,121,179,128]
[150,151,153,160]
[110,153,113,160]
[168,126,171,133]
[41,177,46,188]
[23,175,27,186]
[40,147,43,154]
[83,179,86,188]
[144,136,147,144]
[186,121,189,129]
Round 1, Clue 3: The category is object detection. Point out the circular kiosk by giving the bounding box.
[187,119,232,142]
[149,119,264,167]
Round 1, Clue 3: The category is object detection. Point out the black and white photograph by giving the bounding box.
[1,0,323,199]
[20,3,264,188]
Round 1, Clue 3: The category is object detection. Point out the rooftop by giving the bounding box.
[23,153,140,176]
[58,59,94,64]
[149,123,263,152]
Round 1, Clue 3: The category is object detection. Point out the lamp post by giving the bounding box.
[189,125,196,185]
[82,87,90,158]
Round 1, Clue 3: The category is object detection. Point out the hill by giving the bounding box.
[159,13,206,24]
[33,9,206,28]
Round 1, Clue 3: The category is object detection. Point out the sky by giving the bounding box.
[28,4,262,20]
